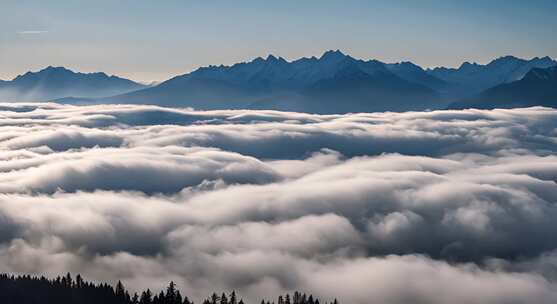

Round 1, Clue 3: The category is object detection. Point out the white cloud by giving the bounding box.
[17,30,49,34]
[1,103,557,303]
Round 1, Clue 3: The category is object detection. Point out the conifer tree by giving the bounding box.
[229,291,237,304]
[166,281,177,303]
[75,274,84,289]
[140,289,153,304]
[221,292,228,304]
[115,280,127,299]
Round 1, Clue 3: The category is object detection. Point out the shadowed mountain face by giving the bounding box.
[449,66,557,109]
[0,66,146,102]
[427,56,557,99]
[386,61,448,90]
[101,50,442,113]
[252,62,440,113]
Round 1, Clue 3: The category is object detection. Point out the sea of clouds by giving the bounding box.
[1,102,557,304]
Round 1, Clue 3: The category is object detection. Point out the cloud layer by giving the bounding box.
[1,103,557,303]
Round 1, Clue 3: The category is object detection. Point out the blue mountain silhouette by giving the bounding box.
[0,66,146,101]
[427,55,556,99]
[100,50,443,113]
[449,65,557,109]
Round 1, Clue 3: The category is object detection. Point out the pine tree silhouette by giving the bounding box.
[229,291,237,304]
[0,273,339,304]
[140,289,153,304]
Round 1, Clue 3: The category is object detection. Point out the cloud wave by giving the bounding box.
[1,103,557,303]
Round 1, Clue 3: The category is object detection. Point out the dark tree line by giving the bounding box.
[256,291,339,304]
[0,273,338,304]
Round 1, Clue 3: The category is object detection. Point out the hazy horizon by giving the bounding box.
[2,0,556,82]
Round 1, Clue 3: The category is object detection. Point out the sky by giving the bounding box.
[1,0,556,82]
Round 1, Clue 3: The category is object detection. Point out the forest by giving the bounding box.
[0,273,338,304]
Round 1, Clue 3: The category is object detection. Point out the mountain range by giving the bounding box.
[1,51,555,112]
[428,55,556,99]
[449,65,557,109]
[0,66,146,102]
[101,51,442,113]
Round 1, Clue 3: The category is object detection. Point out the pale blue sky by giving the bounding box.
[1,0,556,82]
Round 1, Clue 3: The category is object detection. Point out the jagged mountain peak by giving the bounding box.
[389,61,424,70]
[13,66,72,81]
[43,65,72,72]
[13,66,118,82]
[486,55,524,67]
[266,54,278,61]
[319,49,349,62]
[264,54,288,64]
[458,61,481,69]
[489,55,520,62]
[321,49,345,56]
[531,55,557,65]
